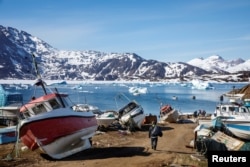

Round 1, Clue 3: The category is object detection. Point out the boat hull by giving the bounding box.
[40,126,97,159]
[120,113,145,129]
[226,123,250,140]
[160,109,179,123]
[133,114,145,129]
[120,105,145,129]
[96,117,116,127]
[212,116,250,140]
[19,115,97,154]
[95,111,117,127]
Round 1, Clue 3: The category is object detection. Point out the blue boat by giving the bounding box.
[0,126,17,144]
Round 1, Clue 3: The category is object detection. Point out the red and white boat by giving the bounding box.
[159,104,179,123]
[18,55,97,159]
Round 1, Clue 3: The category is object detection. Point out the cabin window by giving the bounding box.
[32,104,47,115]
[229,107,237,112]
[124,107,131,114]
[129,103,136,110]
[49,99,60,109]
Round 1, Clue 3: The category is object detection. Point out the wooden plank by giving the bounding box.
[211,131,244,151]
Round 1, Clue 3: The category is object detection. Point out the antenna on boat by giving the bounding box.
[31,54,47,95]
[114,93,131,109]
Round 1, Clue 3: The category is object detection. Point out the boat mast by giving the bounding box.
[32,54,47,95]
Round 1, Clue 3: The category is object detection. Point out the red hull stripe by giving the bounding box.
[20,116,97,150]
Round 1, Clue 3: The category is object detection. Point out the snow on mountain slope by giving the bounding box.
[187,55,248,73]
[227,59,250,73]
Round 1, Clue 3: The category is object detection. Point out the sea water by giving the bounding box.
[14,82,246,116]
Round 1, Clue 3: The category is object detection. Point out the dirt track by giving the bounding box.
[0,122,207,167]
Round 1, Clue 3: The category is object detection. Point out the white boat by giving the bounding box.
[172,96,178,100]
[116,94,145,129]
[118,101,145,129]
[211,97,250,140]
[18,54,98,159]
[96,111,117,128]
[73,103,118,128]
[159,104,179,123]
[211,100,250,120]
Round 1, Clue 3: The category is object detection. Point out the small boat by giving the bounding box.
[211,98,250,120]
[0,84,23,126]
[172,96,178,100]
[211,98,250,140]
[116,94,145,129]
[212,116,250,140]
[96,111,117,128]
[73,103,117,128]
[18,54,98,159]
[212,99,250,121]
[159,104,179,123]
[0,126,17,144]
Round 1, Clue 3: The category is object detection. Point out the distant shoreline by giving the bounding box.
[0,79,248,85]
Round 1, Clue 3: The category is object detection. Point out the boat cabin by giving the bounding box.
[118,101,137,117]
[215,103,250,116]
[19,93,69,119]
[118,101,144,119]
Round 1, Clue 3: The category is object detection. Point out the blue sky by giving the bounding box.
[0,0,250,62]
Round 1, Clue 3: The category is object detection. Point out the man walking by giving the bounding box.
[148,121,162,150]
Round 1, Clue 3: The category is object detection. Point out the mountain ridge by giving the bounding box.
[0,25,249,82]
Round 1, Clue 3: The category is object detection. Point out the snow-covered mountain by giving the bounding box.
[226,59,250,73]
[0,25,249,82]
[187,55,249,73]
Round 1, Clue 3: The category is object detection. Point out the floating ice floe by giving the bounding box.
[128,86,148,96]
[191,79,214,90]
